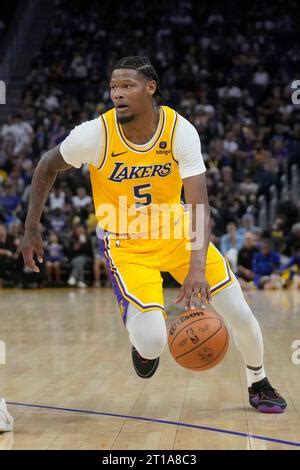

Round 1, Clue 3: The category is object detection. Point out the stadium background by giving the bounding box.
[0,0,299,289]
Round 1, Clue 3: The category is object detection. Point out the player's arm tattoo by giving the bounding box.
[25,145,72,231]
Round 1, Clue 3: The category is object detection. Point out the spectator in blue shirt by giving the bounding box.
[221,222,244,254]
[220,222,244,271]
[252,239,281,289]
[238,214,261,237]
[0,184,21,220]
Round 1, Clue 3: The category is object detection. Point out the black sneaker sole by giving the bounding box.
[248,378,287,413]
[249,398,287,413]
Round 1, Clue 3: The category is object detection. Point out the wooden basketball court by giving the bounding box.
[0,287,299,450]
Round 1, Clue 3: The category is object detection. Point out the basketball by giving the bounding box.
[168,308,229,371]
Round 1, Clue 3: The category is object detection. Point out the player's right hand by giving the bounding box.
[20,229,44,273]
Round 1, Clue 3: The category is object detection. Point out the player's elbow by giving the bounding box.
[42,145,72,173]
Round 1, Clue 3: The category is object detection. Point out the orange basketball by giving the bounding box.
[168,308,229,371]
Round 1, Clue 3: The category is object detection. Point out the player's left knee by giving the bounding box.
[137,329,167,360]
[126,308,167,360]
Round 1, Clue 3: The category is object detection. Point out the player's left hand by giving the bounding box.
[173,268,212,310]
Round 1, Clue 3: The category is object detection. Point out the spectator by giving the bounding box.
[1,113,33,157]
[223,131,239,155]
[72,187,92,210]
[269,214,289,253]
[252,239,281,289]
[237,232,259,288]
[220,222,244,272]
[253,65,270,87]
[67,225,92,288]
[45,232,65,285]
[49,186,66,211]
[238,214,261,237]
[47,208,68,235]
[0,183,21,224]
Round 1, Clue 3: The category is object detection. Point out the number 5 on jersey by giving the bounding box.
[134,184,152,209]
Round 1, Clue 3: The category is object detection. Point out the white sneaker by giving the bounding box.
[0,399,14,432]
[77,281,87,288]
[67,276,76,286]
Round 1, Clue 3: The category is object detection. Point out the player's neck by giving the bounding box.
[120,106,160,145]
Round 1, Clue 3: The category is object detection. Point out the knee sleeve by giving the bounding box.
[126,304,167,360]
[212,276,264,367]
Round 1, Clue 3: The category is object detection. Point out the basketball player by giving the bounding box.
[15,56,287,430]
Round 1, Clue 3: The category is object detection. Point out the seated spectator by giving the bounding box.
[49,186,66,211]
[252,239,281,289]
[238,214,261,237]
[223,131,239,156]
[220,222,244,271]
[72,187,92,210]
[269,214,289,253]
[0,183,21,223]
[47,208,68,235]
[237,232,259,286]
[45,232,65,285]
[1,113,33,157]
[67,225,92,288]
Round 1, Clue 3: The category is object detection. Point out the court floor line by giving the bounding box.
[7,401,300,448]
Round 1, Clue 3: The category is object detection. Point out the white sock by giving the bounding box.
[246,365,266,387]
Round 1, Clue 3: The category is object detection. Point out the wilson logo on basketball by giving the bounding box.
[169,311,205,336]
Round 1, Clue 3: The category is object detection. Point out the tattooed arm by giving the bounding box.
[21,145,71,272]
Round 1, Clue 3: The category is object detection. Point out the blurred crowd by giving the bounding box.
[0,0,299,289]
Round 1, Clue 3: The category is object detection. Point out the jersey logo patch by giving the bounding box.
[111,151,128,157]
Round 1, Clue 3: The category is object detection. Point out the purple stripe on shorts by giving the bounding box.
[99,236,130,324]
[211,258,232,294]
[99,234,165,324]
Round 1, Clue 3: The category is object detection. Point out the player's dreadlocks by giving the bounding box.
[111,56,163,98]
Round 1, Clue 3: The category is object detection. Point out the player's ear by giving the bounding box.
[147,80,157,97]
